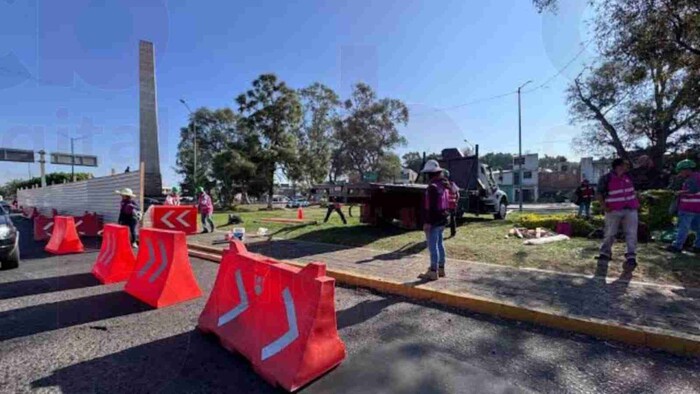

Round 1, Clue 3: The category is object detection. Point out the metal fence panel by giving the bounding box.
[17,172,142,223]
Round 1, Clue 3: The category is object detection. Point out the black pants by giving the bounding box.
[449,210,457,236]
[324,206,347,224]
[119,217,137,244]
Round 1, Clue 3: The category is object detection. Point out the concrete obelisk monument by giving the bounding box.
[139,40,163,196]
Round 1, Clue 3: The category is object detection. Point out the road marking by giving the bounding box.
[148,240,168,283]
[261,288,298,361]
[161,211,175,228]
[137,239,156,278]
[176,211,190,227]
[217,269,249,327]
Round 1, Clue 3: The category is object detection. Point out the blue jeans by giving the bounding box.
[426,226,445,271]
[578,201,591,217]
[673,211,700,249]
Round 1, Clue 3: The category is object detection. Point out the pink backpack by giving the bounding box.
[425,181,450,212]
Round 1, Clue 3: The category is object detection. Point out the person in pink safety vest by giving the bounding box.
[596,158,639,268]
[668,159,700,253]
[196,186,215,233]
[164,186,181,206]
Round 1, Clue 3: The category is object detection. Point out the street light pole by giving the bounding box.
[517,80,532,212]
[59,133,86,182]
[179,99,197,190]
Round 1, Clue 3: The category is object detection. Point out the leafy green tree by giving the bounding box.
[569,0,700,168]
[402,151,440,173]
[377,152,402,182]
[334,83,408,179]
[236,74,302,207]
[538,155,569,170]
[293,83,340,186]
[480,152,514,170]
[176,107,238,195]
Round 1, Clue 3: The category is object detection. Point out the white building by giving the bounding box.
[496,153,539,203]
[580,157,611,185]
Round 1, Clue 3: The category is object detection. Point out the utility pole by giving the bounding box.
[179,99,197,190]
[517,80,532,212]
[59,134,86,182]
[38,150,46,187]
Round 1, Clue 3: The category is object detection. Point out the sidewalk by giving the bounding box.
[189,232,700,343]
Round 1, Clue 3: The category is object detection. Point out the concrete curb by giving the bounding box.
[188,243,700,358]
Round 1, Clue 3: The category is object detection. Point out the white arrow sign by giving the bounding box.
[217,269,250,327]
[136,238,168,283]
[75,219,85,235]
[99,233,116,266]
[261,288,299,361]
[160,211,175,228]
[43,222,54,236]
[176,211,190,228]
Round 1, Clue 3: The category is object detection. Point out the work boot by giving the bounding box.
[438,267,446,278]
[418,269,438,281]
[624,258,637,269]
[596,254,611,262]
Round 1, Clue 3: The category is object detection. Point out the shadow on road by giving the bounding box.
[336,298,396,330]
[31,330,283,394]
[0,272,101,301]
[0,291,151,341]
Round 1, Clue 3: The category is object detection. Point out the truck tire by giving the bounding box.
[494,200,507,220]
[1,242,19,270]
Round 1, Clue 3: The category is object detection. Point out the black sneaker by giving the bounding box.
[624,258,637,269]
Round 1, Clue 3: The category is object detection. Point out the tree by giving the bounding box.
[532,0,558,13]
[539,155,569,170]
[293,83,340,186]
[480,152,514,170]
[376,153,402,182]
[2,172,92,198]
[176,107,238,195]
[334,83,408,179]
[402,151,440,174]
[236,74,302,208]
[569,0,700,169]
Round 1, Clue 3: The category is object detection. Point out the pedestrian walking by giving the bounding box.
[115,188,140,247]
[667,159,700,253]
[597,158,639,268]
[419,160,450,281]
[165,186,181,206]
[196,186,215,233]
[443,169,460,237]
[575,179,595,218]
[324,196,347,224]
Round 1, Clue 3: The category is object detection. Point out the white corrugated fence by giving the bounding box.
[17,171,142,223]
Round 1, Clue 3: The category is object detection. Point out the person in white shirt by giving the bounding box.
[165,186,181,206]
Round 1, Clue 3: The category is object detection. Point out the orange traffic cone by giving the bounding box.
[297,207,304,220]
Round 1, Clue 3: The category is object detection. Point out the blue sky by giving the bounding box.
[0,0,594,186]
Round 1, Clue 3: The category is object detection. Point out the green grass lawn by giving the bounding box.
[212,206,698,287]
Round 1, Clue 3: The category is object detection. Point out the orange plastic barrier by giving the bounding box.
[45,216,85,255]
[91,224,137,284]
[124,228,202,308]
[198,241,346,392]
[33,214,54,241]
[151,205,198,234]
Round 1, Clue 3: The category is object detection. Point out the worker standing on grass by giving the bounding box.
[597,158,639,269]
[165,186,181,206]
[324,196,347,224]
[575,179,595,218]
[196,187,215,233]
[667,159,700,253]
[419,160,450,281]
[443,170,460,237]
[115,188,140,247]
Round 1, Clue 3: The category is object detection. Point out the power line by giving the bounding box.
[411,90,517,117]
[523,39,594,94]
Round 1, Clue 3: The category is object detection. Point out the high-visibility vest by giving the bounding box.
[678,173,700,214]
[447,182,459,210]
[604,173,639,211]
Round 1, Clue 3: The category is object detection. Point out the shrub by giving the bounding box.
[639,190,675,231]
[515,213,604,237]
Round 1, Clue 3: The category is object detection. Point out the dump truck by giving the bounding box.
[312,146,509,229]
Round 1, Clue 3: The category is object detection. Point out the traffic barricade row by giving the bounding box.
[32,210,103,241]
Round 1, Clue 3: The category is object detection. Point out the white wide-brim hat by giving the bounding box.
[115,188,136,197]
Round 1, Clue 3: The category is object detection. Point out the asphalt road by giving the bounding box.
[1,217,699,394]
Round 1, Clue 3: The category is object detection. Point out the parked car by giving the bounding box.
[270,195,289,207]
[286,198,310,208]
[0,206,19,269]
